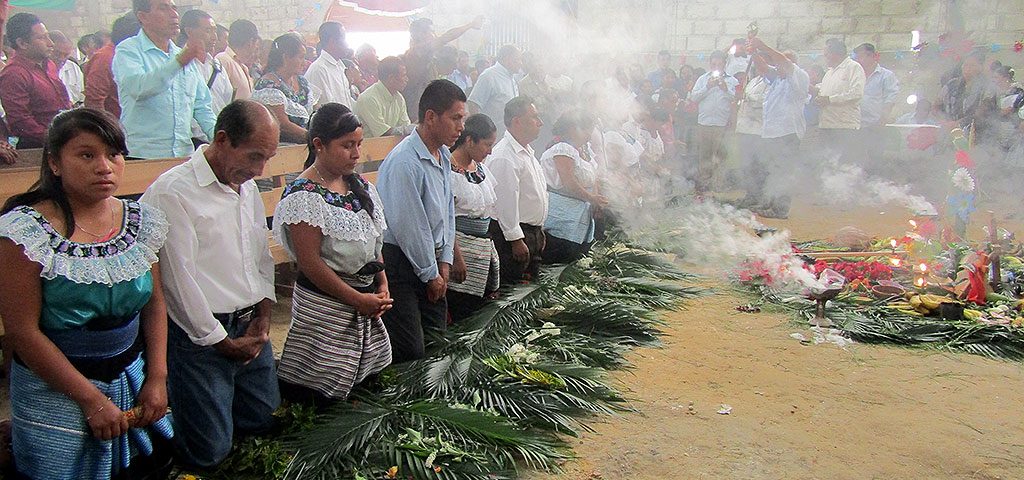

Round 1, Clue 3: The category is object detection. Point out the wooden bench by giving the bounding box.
[0,136,402,265]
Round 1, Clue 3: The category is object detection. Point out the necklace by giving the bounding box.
[75,200,117,240]
[311,164,331,185]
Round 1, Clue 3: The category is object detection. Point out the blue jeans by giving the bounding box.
[167,317,280,468]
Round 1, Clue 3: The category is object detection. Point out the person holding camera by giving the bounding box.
[688,50,738,197]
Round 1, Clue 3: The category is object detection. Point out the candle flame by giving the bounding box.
[918,263,928,273]
[890,258,902,267]
[916,277,926,287]
[909,220,918,228]
[890,239,898,248]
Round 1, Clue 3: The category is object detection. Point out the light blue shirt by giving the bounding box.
[762,64,810,139]
[377,129,456,282]
[860,65,900,126]
[689,71,738,127]
[113,31,216,159]
[467,62,519,134]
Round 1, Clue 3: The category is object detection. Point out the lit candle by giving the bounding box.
[915,277,926,288]
[890,258,902,267]
[909,220,918,229]
[918,263,928,273]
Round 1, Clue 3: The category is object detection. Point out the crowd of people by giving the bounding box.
[1,0,1024,477]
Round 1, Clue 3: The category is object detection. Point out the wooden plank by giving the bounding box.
[258,144,308,179]
[0,167,43,205]
[361,135,401,163]
[116,158,187,196]
[0,148,44,169]
[261,187,286,218]
[362,171,378,184]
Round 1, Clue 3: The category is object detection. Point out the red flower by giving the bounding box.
[917,220,937,237]
[1015,41,1024,53]
[954,150,974,169]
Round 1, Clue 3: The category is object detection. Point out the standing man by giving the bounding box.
[689,50,738,196]
[748,39,810,219]
[648,50,674,90]
[215,19,260,101]
[401,16,482,119]
[468,45,522,135]
[48,31,84,107]
[354,56,412,138]
[376,79,465,363]
[84,13,140,118]
[306,21,354,108]
[179,9,232,145]
[114,0,215,159]
[0,12,71,149]
[812,38,865,165]
[854,42,899,173]
[487,96,547,285]
[140,100,281,469]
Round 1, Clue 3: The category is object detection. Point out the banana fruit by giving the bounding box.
[902,294,956,315]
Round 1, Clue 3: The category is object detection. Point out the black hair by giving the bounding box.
[316,21,345,55]
[215,100,273,148]
[111,13,142,46]
[217,24,229,36]
[551,110,583,137]
[227,19,259,49]
[418,79,467,123]
[266,33,304,73]
[825,38,847,56]
[854,42,877,55]
[1,108,128,238]
[177,9,212,47]
[5,13,42,50]
[409,18,433,37]
[451,113,496,151]
[503,95,535,129]
[709,50,728,63]
[436,45,458,72]
[994,64,1015,81]
[132,0,152,14]
[77,33,97,54]
[305,103,373,215]
[378,56,403,82]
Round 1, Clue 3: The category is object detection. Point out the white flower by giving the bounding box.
[951,168,975,192]
[576,257,594,269]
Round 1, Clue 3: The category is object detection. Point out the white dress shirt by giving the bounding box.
[735,76,767,136]
[763,65,810,139]
[192,54,234,140]
[140,146,276,346]
[817,56,866,129]
[860,65,900,126]
[305,50,354,108]
[690,71,739,127]
[58,60,84,105]
[468,62,519,134]
[487,131,548,241]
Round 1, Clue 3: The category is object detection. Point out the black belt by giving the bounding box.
[296,272,377,296]
[213,305,257,324]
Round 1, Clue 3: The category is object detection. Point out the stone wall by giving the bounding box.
[10,0,1024,63]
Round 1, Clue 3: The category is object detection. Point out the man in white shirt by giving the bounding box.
[468,44,522,135]
[488,95,547,284]
[812,38,865,164]
[48,30,84,106]
[180,9,233,144]
[140,100,281,469]
[305,21,354,108]
[215,20,260,101]
[689,50,738,196]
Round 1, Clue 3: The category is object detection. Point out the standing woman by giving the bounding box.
[0,108,173,479]
[252,33,320,144]
[273,103,393,403]
[541,110,608,264]
[447,113,500,322]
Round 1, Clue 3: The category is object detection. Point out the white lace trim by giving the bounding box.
[272,187,387,244]
[252,87,312,122]
[0,202,169,285]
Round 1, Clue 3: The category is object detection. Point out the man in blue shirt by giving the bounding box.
[747,37,810,219]
[689,50,738,196]
[854,42,900,175]
[113,0,215,159]
[376,79,466,362]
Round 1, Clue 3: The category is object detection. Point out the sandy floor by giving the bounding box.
[525,197,1024,480]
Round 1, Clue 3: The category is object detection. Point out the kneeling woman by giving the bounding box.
[0,109,173,479]
[447,114,501,322]
[541,110,608,263]
[274,103,393,403]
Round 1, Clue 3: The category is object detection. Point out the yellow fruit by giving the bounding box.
[963,309,983,321]
[919,295,945,310]
[909,296,923,308]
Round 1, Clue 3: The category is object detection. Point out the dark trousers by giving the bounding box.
[167,317,280,468]
[381,243,448,363]
[543,234,590,265]
[737,133,766,200]
[489,221,545,285]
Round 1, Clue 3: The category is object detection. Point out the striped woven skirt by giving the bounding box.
[9,355,174,479]
[277,283,393,399]
[448,230,500,297]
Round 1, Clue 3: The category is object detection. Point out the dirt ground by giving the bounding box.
[524,197,1024,480]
